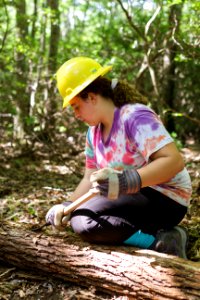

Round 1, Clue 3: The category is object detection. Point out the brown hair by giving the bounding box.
[79,77,148,106]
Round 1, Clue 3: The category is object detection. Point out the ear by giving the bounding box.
[88,92,98,104]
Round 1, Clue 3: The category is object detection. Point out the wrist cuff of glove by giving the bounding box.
[119,169,141,194]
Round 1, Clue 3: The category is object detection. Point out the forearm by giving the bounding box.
[69,168,97,202]
[69,178,91,202]
[137,152,184,188]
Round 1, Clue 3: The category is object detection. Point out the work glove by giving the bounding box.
[90,168,141,200]
[45,201,72,230]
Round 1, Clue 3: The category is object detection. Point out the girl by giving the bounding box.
[46,57,192,258]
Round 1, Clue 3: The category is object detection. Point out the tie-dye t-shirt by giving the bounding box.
[85,104,192,207]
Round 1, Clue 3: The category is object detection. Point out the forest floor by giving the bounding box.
[0,137,200,300]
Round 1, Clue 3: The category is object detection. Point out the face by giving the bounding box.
[70,94,100,126]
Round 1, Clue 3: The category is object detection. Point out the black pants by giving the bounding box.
[70,187,187,245]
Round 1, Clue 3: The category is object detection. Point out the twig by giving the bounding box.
[0,268,16,279]
[115,0,147,42]
[164,108,200,126]
[171,11,184,50]
[145,5,161,36]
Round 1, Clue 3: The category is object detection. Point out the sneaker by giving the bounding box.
[153,226,188,259]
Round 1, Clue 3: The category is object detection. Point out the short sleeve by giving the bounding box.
[85,127,97,169]
[126,106,173,162]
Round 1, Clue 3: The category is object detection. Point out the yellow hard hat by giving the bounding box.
[56,57,112,108]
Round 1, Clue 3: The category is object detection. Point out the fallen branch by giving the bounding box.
[0,223,199,299]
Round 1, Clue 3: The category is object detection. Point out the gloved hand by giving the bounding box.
[45,201,72,230]
[90,168,141,199]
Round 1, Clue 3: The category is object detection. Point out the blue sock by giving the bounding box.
[123,230,155,249]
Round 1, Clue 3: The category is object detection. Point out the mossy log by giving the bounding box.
[0,223,200,299]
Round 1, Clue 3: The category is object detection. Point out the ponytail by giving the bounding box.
[112,79,148,106]
[79,77,148,106]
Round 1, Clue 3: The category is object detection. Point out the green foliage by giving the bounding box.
[25,116,36,126]
[59,126,67,133]
[170,132,183,149]
[13,158,24,168]
[167,0,184,6]
[0,0,199,142]
[28,206,36,216]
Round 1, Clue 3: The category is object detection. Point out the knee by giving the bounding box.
[70,212,98,243]
[69,195,105,242]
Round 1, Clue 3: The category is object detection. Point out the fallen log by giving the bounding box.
[0,222,199,299]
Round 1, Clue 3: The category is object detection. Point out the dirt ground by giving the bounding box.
[0,139,199,300]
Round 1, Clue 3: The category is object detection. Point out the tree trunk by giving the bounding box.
[14,0,30,139]
[162,3,183,132]
[0,223,199,299]
[44,0,60,132]
[48,0,60,74]
[31,0,38,39]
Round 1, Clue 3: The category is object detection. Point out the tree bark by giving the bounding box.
[15,0,30,139]
[162,3,183,132]
[48,0,60,74]
[0,223,200,299]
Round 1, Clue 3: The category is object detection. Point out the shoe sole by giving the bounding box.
[174,226,188,259]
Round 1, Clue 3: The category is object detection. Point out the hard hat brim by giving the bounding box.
[62,65,112,108]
